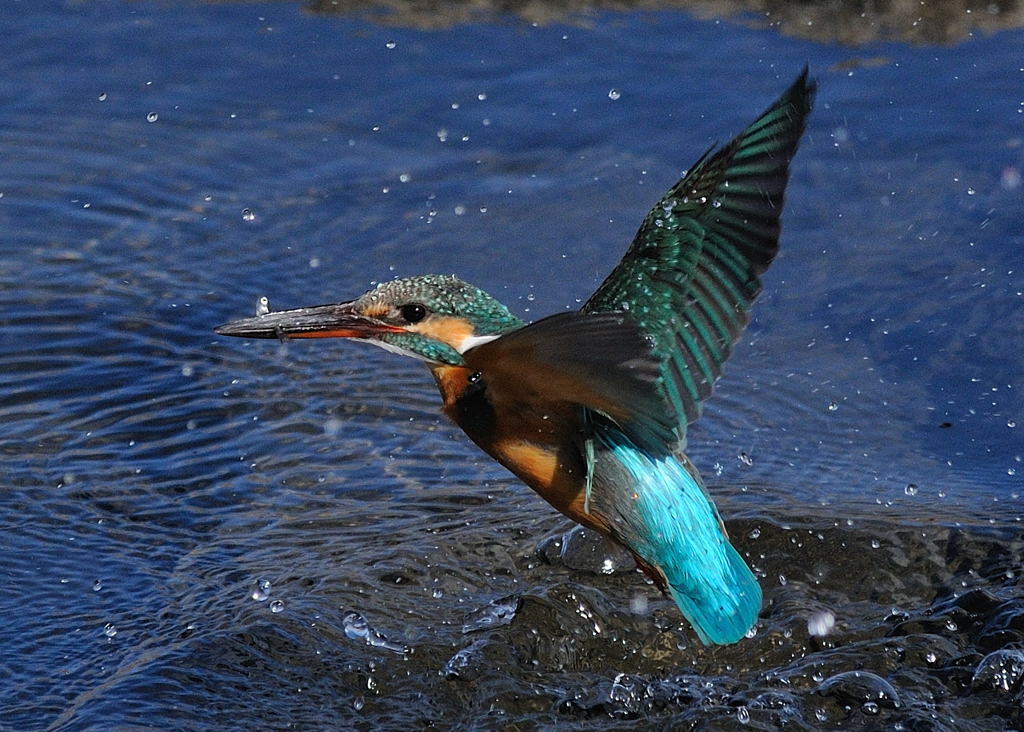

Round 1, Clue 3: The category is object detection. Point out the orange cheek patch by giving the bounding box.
[361,302,391,318]
[408,316,475,351]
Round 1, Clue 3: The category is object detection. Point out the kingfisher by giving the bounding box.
[216,70,815,645]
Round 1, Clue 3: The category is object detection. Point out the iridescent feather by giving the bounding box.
[576,71,816,643]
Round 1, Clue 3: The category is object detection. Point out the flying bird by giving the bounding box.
[217,70,815,645]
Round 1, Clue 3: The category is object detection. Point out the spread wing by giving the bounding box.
[463,311,677,452]
[582,69,816,446]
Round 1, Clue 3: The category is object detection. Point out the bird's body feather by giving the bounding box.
[216,70,815,645]
[432,315,761,644]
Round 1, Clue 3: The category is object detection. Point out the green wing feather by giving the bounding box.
[582,69,816,447]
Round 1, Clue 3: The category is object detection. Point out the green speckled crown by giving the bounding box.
[357,275,525,335]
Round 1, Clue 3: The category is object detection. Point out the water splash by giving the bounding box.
[462,596,520,634]
[341,610,410,655]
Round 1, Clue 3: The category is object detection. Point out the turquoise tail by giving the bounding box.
[662,530,762,646]
[593,427,761,645]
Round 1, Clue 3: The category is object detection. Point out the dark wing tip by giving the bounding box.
[792,65,818,113]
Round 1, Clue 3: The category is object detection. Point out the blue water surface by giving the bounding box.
[2,1,1023,730]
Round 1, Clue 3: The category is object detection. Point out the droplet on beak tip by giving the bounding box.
[256,296,270,317]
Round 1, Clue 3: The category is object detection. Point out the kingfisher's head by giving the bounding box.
[215,274,525,366]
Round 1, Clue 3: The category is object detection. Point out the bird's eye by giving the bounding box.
[399,303,428,323]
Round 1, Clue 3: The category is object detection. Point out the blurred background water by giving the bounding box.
[2,1,1023,730]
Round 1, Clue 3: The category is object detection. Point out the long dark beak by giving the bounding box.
[214,302,405,340]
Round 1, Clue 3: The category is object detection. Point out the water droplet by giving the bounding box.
[343,610,369,640]
[353,696,365,710]
[341,610,410,654]
[256,296,270,316]
[385,40,396,49]
[432,588,443,599]
[399,173,411,183]
[103,622,117,637]
[815,707,828,722]
[739,452,754,467]
[904,483,918,496]
[828,401,838,411]
[1009,420,1017,428]
[442,639,487,680]
[945,618,958,632]
[93,579,103,592]
[779,574,787,586]
[608,89,621,100]
[250,579,272,602]
[98,92,107,101]
[862,701,880,715]
[818,670,901,710]
[925,652,938,664]
[309,257,320,268]
[147,112,158,122]
[871,539,880,549]
[736,706,750,724]
[749,528,761,539]
[324,417,343,437]
[269,600,284,613]
[462,596,519,633]
[808,610,836,637]
[477,93,487,101]
[242,208,255,221]
[972,649,1024,691]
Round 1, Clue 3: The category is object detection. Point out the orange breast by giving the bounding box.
[429,363,607,533]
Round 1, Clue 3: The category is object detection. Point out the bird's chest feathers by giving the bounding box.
[429,364,586,513]
[431,364,497,438]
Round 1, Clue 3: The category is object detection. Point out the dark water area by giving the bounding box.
[2,1,1023,730]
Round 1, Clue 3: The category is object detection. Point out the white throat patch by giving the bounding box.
[456,334,500,354]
